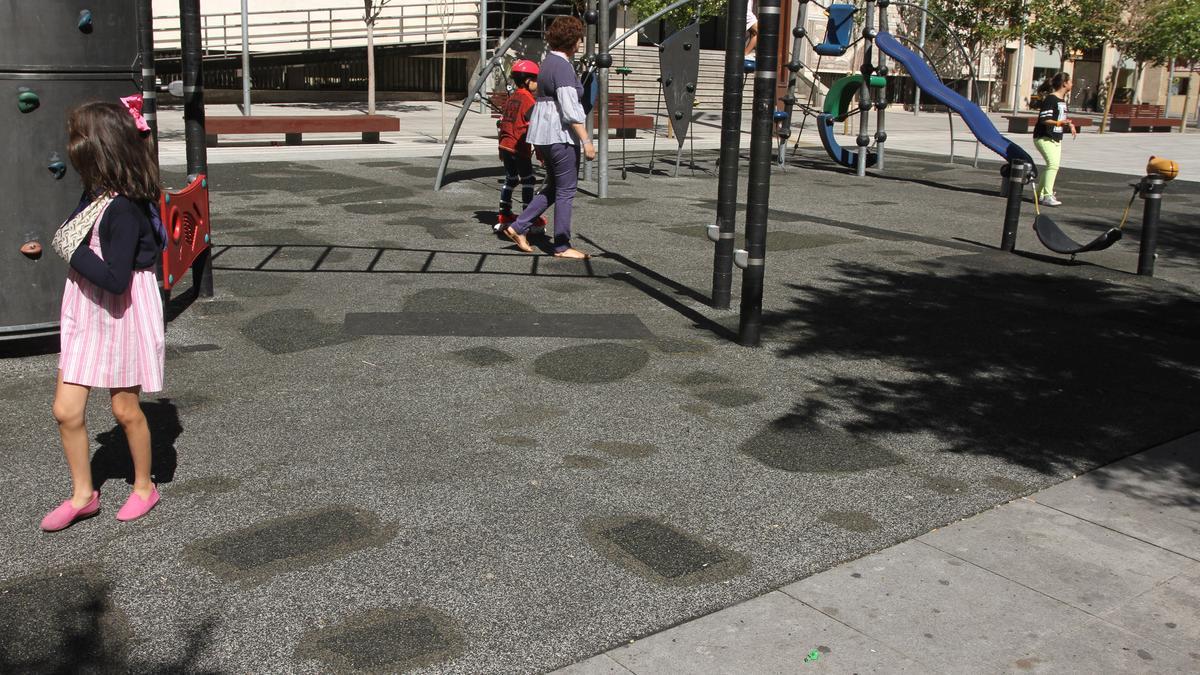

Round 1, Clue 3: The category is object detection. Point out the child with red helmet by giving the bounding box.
[495,59,547,233]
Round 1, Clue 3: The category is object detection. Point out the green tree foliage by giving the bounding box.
[1026,0,1123,68]
[1122,0,1200,64]
[629,0,726,30]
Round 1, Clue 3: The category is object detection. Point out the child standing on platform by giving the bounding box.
[495,59,546,234]
[41,100,166,532]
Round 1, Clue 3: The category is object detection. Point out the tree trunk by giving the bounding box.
[1098,53,1121,134]
[1131,62,1143,104]
[367,20,377,115]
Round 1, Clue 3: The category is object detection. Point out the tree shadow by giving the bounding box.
[0,567,221,673]
[759,259,1200,503]
[91,398,183,490]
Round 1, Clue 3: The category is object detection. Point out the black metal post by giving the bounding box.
[596,0,612,197]
[1137,175,1164,276]
[711,0,749,310]
[855,0,876,177]
[737,0,781,347]
[1000,160,1027,252]
[135,0,157,147]
[180,0,207,180]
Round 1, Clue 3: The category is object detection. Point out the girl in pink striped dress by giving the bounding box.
[41,101,166,532]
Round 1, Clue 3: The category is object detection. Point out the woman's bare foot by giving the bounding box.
[553,247,590,259]
[502,226,533,253]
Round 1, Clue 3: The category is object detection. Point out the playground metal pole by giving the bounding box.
[710,0,749,310]
[479,0,488,113]
[180,0,207,181]
[777,0,809,166]
[738,0,781,346]
[875,0,888,170]
[913,0,926,115]
[1000,160,1027,252]
[241,0,251,115]
[855,0,876,177]
[597,0,612,198]
[1137,175,1164,277]
[584,0,596,183]
[136,0,158,145]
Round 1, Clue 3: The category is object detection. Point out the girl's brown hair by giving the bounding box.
[544,16,584,53]
[67,101,160,201]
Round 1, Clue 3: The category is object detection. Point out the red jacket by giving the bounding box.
[498,89,535,157]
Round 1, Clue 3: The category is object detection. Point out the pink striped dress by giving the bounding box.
[59,207,165,392]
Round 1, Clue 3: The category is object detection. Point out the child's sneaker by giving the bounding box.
[1038,195,1062,207]
[495,212,515,232]
[743,57,757,73]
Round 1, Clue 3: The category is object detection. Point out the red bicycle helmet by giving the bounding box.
[511,59,540,76]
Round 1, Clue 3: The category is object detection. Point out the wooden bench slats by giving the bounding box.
[205,115,399,147]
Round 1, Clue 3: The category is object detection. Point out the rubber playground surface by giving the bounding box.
[1,147,1198,672]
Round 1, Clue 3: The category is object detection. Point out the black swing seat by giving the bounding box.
[1033,215,1123,255]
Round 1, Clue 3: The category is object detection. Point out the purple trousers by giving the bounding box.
[512,142,579,252]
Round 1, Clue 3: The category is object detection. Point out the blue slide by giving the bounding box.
[875,32,1037,176]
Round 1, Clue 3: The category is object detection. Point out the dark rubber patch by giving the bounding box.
[190,300,242,316]
[652,338,713,355]
[316,185,415,204]
[533,343,651,383]
[295,607,462,672]
[347,313,652,340]
[984,476,1029,494]
[494,435,538,447]
[0,566,132,669]
[543,281,592,294]
[186,507,396,583]
[450,346,515,367]
[587,440,659,459]
[562,454,608,469]
[585,517,749,585]
[741,416,903,472]
[342,202,407,215]
[230,228,329,247]
[676,371,732,386]
[820,510,881,532]
[484,403,564,430]
[924,476,969,495]
[166,344,221,360]
[168,476,241,497]
[403,288,533,314]
[243,309,360,355]
[692,387,764,408]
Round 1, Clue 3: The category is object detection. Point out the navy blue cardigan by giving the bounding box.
[68,195,159,294]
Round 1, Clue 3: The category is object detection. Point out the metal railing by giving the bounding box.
[153,4,480,56]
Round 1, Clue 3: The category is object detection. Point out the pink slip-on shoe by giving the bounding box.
[40,491,100,532]
[116,486,160,522]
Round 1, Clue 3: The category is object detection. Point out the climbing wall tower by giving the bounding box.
[1,2,141,339]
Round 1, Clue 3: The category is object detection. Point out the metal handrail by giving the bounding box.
[152,4,480,54]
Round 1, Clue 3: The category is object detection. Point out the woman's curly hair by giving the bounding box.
[544,16,584,53]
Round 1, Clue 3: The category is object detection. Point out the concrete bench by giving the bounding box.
[1003,115,1094,134]
[204,115,400,146]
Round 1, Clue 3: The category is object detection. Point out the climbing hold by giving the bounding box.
[859,100,870,111]
[17,88,40,113]
[78,9,94,33]
[168,274,174,284]
[773,111,789,121]
[683,43,692,51]
[781,94,797,104]
[47,153,67,180]
[685,83,695,93]
[204,233,210,243]
[743,59,756,73]
[20,241,43,259]
[673,111,684,120]
[201,178,207,189]
[164,194,171,203]
[865,28,878,39]
[664,77,673,86]
[787,60,802,72]
[615,66,632,75]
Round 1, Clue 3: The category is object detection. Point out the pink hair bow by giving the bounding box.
[120,94,151,132]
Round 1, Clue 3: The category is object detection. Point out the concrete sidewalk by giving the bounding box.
[154,101,1200,183]
[559,432,1200,674]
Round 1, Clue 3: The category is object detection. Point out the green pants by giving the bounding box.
[1034,137,1061,199]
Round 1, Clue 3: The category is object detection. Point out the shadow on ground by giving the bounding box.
[91,398,183,489]
[761,259,1200,502]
